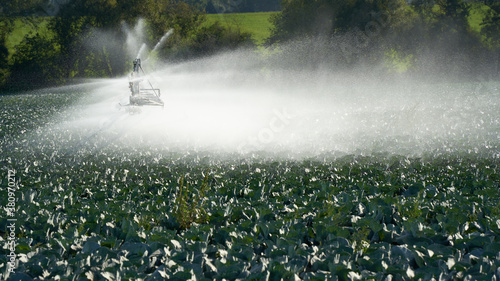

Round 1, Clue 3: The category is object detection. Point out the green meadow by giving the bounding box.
[205,12,276,45]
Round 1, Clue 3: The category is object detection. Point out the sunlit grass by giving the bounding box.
[205,12,276,45]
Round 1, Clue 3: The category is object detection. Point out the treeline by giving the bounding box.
[267,0,500,80]
[1,0,499,92]
[0,0,254,92]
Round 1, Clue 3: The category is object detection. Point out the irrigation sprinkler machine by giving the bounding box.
[122,58,164,109]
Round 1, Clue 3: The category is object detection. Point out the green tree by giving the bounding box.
[267,0,331,44]
[0,19,13,87]
[189,21,252,55]
[432,0,471,33]
[7,32,63,90]
[159,1,205,39]
[266,0,410,70]
[481,2,500,77]
[482,3,500,46]
[268,0,408,44]
[0,37,9,87]
[409,0,489,79]
[0,0,49,16]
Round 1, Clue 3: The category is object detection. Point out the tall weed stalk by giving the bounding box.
[175,171,210,230]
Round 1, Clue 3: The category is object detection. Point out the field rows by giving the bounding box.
[1,92,499,280]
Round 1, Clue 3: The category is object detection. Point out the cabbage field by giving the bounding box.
[1,75,500,280]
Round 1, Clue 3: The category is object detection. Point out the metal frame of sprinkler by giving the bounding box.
[123,58,164,108]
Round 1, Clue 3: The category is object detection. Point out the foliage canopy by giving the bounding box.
[0,0,253,91]
[267,0,500,79]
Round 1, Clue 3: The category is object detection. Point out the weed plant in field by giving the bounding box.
[174,172,210,230]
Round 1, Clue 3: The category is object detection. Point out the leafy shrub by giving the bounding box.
[165,20,254,61]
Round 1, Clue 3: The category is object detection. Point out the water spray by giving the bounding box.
[142,29,175,64]
[151,29,174,54]
[123,18,147,60]
[136,43,147,60]
[118,21,176,109]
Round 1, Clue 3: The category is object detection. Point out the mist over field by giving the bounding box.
[33,46,500,159]
[14,0,495,161]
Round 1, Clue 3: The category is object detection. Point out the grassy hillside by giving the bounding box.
[205,12,277,45]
